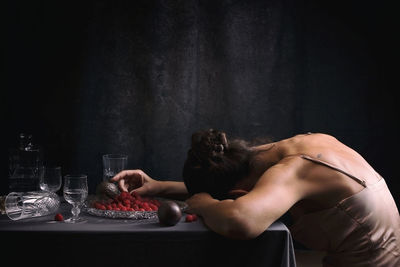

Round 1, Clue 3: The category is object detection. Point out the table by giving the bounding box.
[1,201,296,267]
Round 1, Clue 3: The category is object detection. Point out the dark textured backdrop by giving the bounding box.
[3,1,399,204]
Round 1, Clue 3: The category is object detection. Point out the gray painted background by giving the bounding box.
[4,0,398,201]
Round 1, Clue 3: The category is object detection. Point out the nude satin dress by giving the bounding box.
[290,155,400,267]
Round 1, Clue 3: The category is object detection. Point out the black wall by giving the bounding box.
[3,1,399,204]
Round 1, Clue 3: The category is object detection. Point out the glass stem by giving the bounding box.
[71,204,80,220]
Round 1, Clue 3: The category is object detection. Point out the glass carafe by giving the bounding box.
[8,133,43,192]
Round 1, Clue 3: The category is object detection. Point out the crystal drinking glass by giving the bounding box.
[63,174,88,223]
[5,191,60,220]
[102,154,128,181]
[40,166,62,193]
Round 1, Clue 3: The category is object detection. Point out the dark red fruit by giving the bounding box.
[185,214,194,222]
[93,191,160,212]
[54,213,64,221]
[157,200,182,226]
[185,214,198,222]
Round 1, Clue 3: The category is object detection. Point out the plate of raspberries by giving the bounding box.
[86,191,186,219]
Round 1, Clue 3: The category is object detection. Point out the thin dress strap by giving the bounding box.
[300,154,367,187]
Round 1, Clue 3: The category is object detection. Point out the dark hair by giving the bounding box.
[182,129,254,200]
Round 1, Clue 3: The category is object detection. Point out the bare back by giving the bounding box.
[255,133,382,213]
[268,134,400,266]
[277,133,379,183]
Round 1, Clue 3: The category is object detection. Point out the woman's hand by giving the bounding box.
[110,169,162,196]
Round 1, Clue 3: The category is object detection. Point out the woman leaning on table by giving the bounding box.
[111,129,400,267]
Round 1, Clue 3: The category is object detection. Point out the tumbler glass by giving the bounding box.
[102,154,128,181]
[5,191,60,221]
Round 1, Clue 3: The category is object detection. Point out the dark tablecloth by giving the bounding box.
[1,201,296,267]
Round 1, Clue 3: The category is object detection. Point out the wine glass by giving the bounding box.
[40,166,62,193]
[63,174,88,223]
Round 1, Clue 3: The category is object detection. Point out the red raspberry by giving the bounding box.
[185,214,193,222]
[151,199,161,207]
[120,191,130,199]
[149,203,158,211]
[185,214,198,222]
[54,213,64,221]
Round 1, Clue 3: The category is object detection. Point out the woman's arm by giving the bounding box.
[186,157,308,239]
[157,180,189,200]
[111,170,189,200]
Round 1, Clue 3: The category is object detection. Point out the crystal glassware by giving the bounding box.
[40,166,62,193]
[63,174,88,223]
[5,191,60,220]
[102,154,128,181]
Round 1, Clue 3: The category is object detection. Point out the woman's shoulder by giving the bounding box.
[276,132,341,154]
[292,132,337,140]
[263,155,309,181]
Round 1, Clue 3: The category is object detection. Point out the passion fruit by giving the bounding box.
[157,200,182,226]
[95,181,120,199]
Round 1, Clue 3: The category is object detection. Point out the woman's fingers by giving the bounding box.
[118,179,129,192]
[110,170,133,182]
[110,170,145,192]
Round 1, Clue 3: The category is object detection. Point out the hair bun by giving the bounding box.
[218,132,228,150]
[189,129,229,164]
[214,144,224,153]
[183,129,253,199]
[207,129,229,155]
